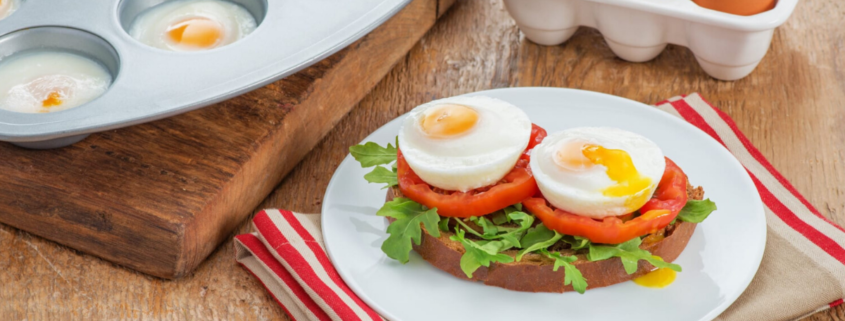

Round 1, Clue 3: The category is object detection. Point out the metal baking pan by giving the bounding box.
[0,0,411,149]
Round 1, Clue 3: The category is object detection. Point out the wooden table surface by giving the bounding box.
[2,0,843,320]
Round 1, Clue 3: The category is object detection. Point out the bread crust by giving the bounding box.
[385,185,704,293]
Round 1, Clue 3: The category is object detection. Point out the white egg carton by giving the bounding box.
[503,0,799,81]
[0,0,411,149]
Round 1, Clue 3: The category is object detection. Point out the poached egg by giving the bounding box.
[129,0,257,52]
[0,51,112,114]
[530,127,665,218]
[398,96,532,192]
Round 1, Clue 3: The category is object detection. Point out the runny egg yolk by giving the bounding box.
[555,142,653,209]
[167,18,224,48]
[419,104,479,138]
[582,144,654,209]
[42,92,63,108]
[633,256,677,288]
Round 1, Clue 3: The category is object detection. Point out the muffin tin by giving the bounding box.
[0,0,411,149]
[503,0,798,81]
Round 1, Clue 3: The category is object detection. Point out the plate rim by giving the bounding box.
[322,87,767,321]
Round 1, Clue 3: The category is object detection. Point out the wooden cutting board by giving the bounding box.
[0,0,454,279]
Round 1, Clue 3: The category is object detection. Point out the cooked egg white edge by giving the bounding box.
[398,96,532,192]
[0,0,19,20]
[530,127,665,218]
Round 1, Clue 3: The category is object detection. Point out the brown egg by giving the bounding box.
[693,0,776,16]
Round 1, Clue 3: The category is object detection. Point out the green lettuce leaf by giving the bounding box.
[471,216,499,237]
[562,235,591,251]
[363,166,398,189]
[438,216,451,232]
[491,212,509,225]
[516,225,562,261]
[349,141,397,167]
[456,211,533,248]
[587,237,681,274]
[540,249,588,294]
[490,204,522,225]
[677,199,717,223]
[377,198,441,263]
[519,224,556,249]
[451,229,515,278]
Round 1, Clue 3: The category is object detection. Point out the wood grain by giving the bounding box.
[0,0,439,279]
[1,0,843,319]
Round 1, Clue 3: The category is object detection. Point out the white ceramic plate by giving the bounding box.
[322,87,766,321]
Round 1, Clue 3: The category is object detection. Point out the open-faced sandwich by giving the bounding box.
[349,96,717,294]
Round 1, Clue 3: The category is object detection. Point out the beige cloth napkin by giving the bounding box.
[653,94,845,320]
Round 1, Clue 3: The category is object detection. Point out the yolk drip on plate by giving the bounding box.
[167,18,224,48]
[634,256,677,288]
[581,144,653,209]
[419,104,479,138]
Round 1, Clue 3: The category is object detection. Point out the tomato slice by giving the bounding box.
[523,157,689,244]
[397,124,547,218]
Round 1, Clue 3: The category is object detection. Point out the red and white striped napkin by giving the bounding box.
[234,93,845,321]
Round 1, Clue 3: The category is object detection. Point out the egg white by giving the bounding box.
[398,96,532,192]
[0,0,19,21]
[129,0,257,51]
[530,127,665,218]
[0,51,112,114]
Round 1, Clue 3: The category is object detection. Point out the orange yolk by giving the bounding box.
[167,18,223,48]
[42,92,63,108]
[419,104,479,138]
[581,144,652,203]
[555,142,654,211]
[634,256,677,288]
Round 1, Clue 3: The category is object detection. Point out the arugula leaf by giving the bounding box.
[451,229,514,278]
[498,212,534,247]
[504,203,523,215]
[488,204,522,225]
[377,198,441,263]
[438,216,450,232]
[470,216,499,237]
[562,235,591,251]
[455,211,533,247]
[587,238,682,274]
[540,249,588,294]
[454,218,486,238]
[520,224,556,249]
[516,225,562,261]
[491,212,509,225]
[349,141,397,167]
[677,199,717,223]
[363,166,398,189]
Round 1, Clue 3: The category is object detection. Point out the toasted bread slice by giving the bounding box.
[385,184,705,293]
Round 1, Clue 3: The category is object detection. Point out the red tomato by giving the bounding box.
[523,157,689,244]
[396,124,547,217]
